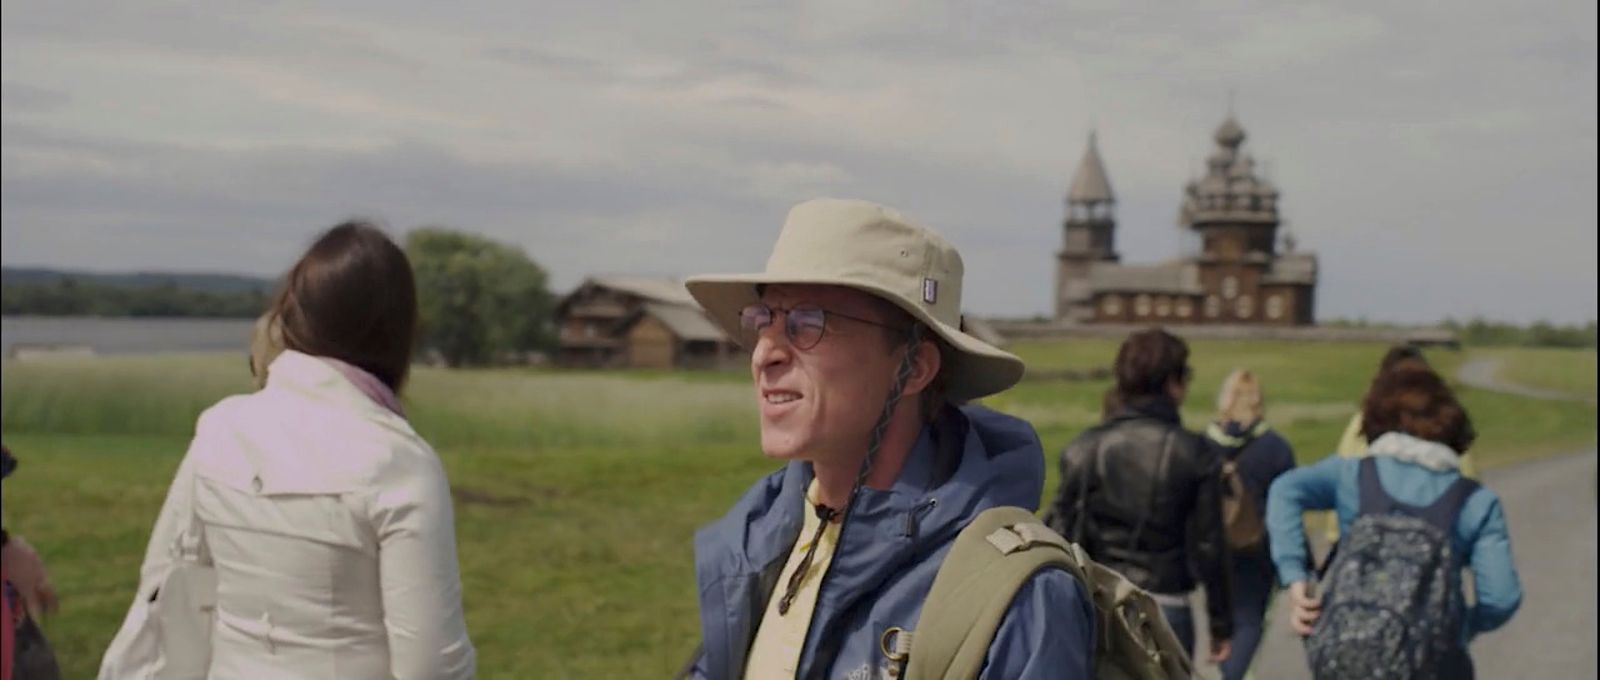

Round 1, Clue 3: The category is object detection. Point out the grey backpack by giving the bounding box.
[1306,457,1478,679]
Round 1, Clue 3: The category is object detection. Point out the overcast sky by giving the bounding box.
[3,1,1595,323]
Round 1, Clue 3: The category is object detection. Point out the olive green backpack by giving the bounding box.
[884,506,1192,680]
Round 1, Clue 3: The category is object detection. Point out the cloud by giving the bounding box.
[1,0,1594,323]
[1,83,71,114]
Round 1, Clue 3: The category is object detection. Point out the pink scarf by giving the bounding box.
[319,357,406,418]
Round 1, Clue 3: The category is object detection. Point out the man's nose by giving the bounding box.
[752,320,793,370]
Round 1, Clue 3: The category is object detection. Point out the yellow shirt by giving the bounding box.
[1336,412,1368,458]
[743,480,842,680]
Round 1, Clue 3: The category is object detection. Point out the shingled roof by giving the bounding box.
[1067,132,1115,204]
[1087,262,1203,295]
[584,276,695,306]
[1263,253,1318,286]
[632,302,728,342]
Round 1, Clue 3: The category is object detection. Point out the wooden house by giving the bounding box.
[555,276,739,369]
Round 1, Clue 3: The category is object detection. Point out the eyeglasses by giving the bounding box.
[738,303,904,350]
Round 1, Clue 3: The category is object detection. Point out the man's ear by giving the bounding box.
[901,339,943,397]
[1165,376,1187,402]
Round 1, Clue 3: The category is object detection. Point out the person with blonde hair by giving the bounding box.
[1205,368,1296,680]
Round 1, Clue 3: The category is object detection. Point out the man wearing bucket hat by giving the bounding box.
[682,199,1095,679]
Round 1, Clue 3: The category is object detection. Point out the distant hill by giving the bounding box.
[1,267,276,318]
[1,267,275,293]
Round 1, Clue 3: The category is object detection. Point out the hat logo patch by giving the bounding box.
[923,278,938,304]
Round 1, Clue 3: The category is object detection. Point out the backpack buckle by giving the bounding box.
[986,522,1071,555]
[880,626,912,663]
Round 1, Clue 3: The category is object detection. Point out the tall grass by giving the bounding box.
[406,368,756,451]
[1,354,251,437]
[1,355,758,450]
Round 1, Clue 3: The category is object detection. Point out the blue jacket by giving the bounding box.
[690,406,1096,679]
[1265,443,1523,642]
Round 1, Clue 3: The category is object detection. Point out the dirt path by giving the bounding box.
[1457,356,1596,403]
[1195,449,1598,678]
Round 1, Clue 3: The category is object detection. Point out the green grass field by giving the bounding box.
[1,341,1594,677]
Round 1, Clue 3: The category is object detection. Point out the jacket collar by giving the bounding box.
[267,352,405,422]
[705,415,960,581]
[1206,419,1269,448]
[693,405,1044,678]
[1111,395,1182,426]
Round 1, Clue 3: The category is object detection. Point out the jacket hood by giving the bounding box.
[1367,431,1462,472]
[908,404,1046,542]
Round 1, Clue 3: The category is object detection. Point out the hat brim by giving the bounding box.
[685,273,1024,401]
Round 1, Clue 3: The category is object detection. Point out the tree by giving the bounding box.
[406,228,555,367]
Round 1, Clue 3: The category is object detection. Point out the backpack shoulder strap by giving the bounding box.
[902,506,1081,680]
[1355,456,1398,516]
[1127,431,1175,551]
[1072,441,1099,544]
[1416,475,1482,534]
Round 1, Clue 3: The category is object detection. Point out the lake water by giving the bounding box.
[1,316,256,356]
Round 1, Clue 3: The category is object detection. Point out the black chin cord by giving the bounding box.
[774,324,925,616]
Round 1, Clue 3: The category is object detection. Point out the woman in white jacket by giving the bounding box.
[102,222,475,679]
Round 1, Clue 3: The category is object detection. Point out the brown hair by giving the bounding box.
[1361,366,1476,453]
[269,221,418,391]
[1114,328,1191,402]
[1100,387,1122,422]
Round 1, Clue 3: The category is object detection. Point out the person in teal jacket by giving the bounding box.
[1266,366,1522,671]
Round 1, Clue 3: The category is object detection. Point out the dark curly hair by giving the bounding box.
[1361,366,1476,453]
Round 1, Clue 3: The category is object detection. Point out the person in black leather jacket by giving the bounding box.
[1044,328,1234,665]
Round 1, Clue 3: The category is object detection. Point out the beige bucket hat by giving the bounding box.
[686,198,1024,401]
